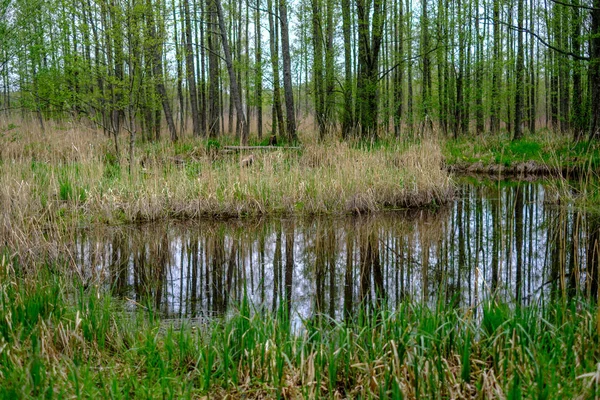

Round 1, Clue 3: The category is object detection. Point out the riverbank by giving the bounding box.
[0,255,598,399]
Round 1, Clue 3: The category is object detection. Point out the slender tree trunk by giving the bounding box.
[183,0,201,136]
[589,0,600,139]
[311,0,325,139]
[267,0,285,139]
[324,0,335,135]
[356,0,384,140]
[215,0,249,144]
[528,0,536,135]
[208,0,221,137]
[341,0,354,138]
[278,0,298,142]
[514,0,524,140]
[475,0,483,135]
[393,0,404,137]
[491,0,500,134]
[421,0,431,128]
[255,0,263,139]
[146,0,177,141]
[571,0,583,140]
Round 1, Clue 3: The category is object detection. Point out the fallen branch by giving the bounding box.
[222,145,301,151]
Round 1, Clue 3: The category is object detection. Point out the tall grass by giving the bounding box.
[1,253,598,398]
[0,121,453,245]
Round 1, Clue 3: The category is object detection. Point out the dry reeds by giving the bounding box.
[0,121,454,243]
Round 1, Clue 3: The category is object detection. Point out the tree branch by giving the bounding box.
[481,17,591,61]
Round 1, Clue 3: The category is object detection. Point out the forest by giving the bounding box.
[3,0,600,398]
[1,0,599,145]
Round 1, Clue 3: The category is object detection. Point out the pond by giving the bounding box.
[69,178,599,322]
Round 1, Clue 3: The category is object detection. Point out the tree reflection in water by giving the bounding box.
[71,180,598,322]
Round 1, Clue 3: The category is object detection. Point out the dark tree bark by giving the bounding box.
[208,0,220,137]
[356,0,385,140]
[311,0,325,138]
[589,0,600,140]
[571,0,584,140]
[267,0,285,140]
[215,0,249,144]
[278,0,298,143]
[145,0,177,141]
[183,0,201,136]
[514,0,525,140]
[393,0,404,137]
[255,0,263,139]
[491,0,500,134]
[341,0,354,138]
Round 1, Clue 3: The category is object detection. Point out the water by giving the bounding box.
[71,179,599,321]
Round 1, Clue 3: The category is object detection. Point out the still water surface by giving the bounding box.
[71,179,599,321]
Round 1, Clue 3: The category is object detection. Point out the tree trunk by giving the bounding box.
[356,0,384,140]
[215,0,249,144]
[183,0,201,136]
[514,0,524,140]
[208,0,221,137]
[278,0,298,143]
[255,0,263,139]
[589,0,600,140]
[146,0,177,141]
[267,0,285,139]
[341,0,354,138]
[311,0,325,139]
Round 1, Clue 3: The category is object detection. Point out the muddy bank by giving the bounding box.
[448,160,591,178]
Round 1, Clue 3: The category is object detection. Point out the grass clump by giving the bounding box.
[1,254,599,399]
[444,130,600,172]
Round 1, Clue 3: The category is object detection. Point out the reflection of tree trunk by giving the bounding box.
[491,186,499,292]
[226,240,237,308]
[457,191,465,301]
[155,232,169,311]
[110,232,129,297]
[344,231,354,321]
[568,212,580,297]
[549,213,561,297]
[359,232,371,306]
[211,236,226,313]
[273,225,282,312]
[421,238,429,303]
[259,235,265,303]
[587,215,600,298]
[328,227,336,319]
[315,225,325,314]
[371,232,385,305]
[190,237,199,314]
[515,185,523,304]
[285,223,294,317]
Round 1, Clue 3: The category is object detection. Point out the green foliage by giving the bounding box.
[103,151,121,181]
[445,134,600,170]
[206,139,221,152]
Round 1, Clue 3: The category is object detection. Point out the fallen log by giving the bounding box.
[222,145,301,151]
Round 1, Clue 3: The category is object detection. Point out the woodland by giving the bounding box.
[2,0,600,398]
[1,0,599,145]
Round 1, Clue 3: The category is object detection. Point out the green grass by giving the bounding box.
[1,254,599,398]
[444,131,600,170]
